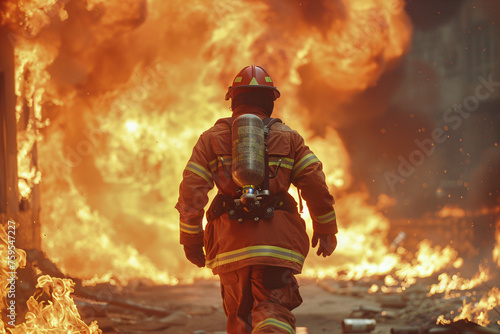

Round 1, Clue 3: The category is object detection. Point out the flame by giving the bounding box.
[436,205,466,218]
[493,218,500,267]
[428,268,491,297]
[437,287,500,327]
[395,240,461,287]
[3,276,102,333]
[303,192,400,280]
[1,223,100,333]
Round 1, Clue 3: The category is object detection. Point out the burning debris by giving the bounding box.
[1,223,100,333]
[0,223,190,333]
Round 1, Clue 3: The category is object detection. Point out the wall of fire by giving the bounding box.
[0,0,499,279]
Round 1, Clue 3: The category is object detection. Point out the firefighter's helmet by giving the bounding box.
[225,65,280,101]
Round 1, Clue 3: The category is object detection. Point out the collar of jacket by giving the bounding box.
[231,105,270,119]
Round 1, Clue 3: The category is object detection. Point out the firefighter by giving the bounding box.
[176,65,338,334]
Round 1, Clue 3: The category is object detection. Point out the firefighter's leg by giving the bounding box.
[250,266,303,334]
[219,266,254,334]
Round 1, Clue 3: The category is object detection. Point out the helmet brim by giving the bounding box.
[225,85,281,101]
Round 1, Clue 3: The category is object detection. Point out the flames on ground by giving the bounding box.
[0,0,499,330]
[1,224,102,333]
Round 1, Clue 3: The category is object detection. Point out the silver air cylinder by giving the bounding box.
[232,114,265,205]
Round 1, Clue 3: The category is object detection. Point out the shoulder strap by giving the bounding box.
[263,117,282,137]
[263,117,282,127]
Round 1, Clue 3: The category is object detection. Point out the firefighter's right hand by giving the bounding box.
[183,244,205,268]
[311,232,337,257]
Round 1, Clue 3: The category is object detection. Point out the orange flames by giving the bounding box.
[1,0,416,283]
[1,224,101,333]
[493,218,500,267]
[428,267,490,297]
[437,287,500,327]
[13,276,101,333]
[0,0,495,303]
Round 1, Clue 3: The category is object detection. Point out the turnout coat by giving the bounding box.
[176,105,337,275]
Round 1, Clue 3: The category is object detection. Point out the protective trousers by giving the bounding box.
[219,265,303,334]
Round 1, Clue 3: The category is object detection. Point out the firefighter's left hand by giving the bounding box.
[311,232,337,257]
[183,244,205,268]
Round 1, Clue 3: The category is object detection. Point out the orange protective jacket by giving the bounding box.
[176,106,337,275]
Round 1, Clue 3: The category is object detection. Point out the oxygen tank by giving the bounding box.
[232,114,265,205]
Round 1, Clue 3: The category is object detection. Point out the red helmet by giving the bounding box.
[225,65,280,101]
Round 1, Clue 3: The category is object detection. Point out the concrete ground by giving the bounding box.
[160,278,420,334]
[79,276,498,334]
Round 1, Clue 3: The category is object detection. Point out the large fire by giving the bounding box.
[0,0,499,329]
[0,0,416,282]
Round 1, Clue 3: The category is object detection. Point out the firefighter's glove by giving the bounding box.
[183,244,205,268]
[311,232,337,257]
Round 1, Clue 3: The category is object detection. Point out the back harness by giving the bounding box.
[207,117,299,223]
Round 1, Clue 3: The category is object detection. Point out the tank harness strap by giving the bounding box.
[207,192,298,222]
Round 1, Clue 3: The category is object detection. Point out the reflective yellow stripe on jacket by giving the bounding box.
[292,153,319,179]
[185,161,213,184]
[269,157,294,170]
[312,209,336,224]
[252,318,295,334]
[179,222,202,234]
[206,245,305,269]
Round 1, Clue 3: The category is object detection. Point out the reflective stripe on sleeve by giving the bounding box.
[292,153,320,179]
[269,157,294,170]
[179,222,202,234]
[206,245,305,269]
[208,159,218,173]
[252,318,295,334]
[185,161,213,184]
[312,209,336,224]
